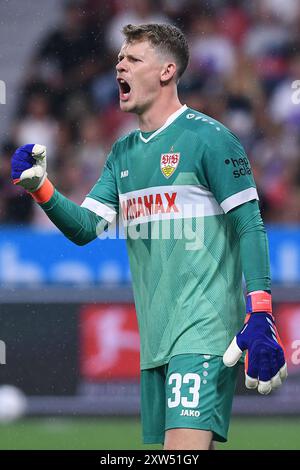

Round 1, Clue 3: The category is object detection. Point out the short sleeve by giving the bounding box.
[202,129,258,213]
[81,150,119,223]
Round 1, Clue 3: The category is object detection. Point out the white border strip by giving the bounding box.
[220,187,259,213]
[119,184,223,226]
[139,105,187,143]
[81,197,117,223]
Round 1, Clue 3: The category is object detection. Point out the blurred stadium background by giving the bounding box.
[0,0,300,450]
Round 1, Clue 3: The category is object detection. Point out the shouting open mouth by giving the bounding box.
[117,78,131,101]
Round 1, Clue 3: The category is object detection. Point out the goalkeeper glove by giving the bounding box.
[11,144,53,203]
[223,291,287,395]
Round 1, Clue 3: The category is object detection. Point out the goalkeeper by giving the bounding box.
[11,24,287,450]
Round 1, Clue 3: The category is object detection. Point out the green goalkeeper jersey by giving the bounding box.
[81,105,259,369]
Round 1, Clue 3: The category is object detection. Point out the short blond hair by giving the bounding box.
[122,23,189,79]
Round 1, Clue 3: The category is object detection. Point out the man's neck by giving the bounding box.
[138,96,183,132]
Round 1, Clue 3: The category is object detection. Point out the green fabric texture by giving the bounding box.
[227,199,271,293]
[85,107,259,368]
[40,189,106,245]
[40,191,270,294]
[37,105,272,369]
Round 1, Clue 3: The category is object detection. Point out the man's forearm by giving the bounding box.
[39,189,107,245]
[227,200,271,293]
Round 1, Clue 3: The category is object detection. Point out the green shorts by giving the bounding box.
[141,353,239,444]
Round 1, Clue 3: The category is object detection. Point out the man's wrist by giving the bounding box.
[30,178,54,204]
[246,290,272,315]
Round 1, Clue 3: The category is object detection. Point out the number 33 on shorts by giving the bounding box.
[140,354,239,443]
[168,373,201,411]
[164,354,239,442]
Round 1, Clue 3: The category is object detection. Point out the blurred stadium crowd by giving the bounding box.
[1,0,300,226]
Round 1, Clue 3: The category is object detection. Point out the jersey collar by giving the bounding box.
[139,104,188,143]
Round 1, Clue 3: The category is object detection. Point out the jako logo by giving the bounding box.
[224,157,252,178]
[180,409,200,417]
[0,340,6,365]
[0,80,6,104]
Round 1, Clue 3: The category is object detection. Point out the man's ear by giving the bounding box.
[161,62,177,84]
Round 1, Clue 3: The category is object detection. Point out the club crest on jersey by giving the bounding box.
[160,152,180,179]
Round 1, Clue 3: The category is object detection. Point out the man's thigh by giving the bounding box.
[165,354,238,444]
[141,353,239,447]
[164,428,213,450]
